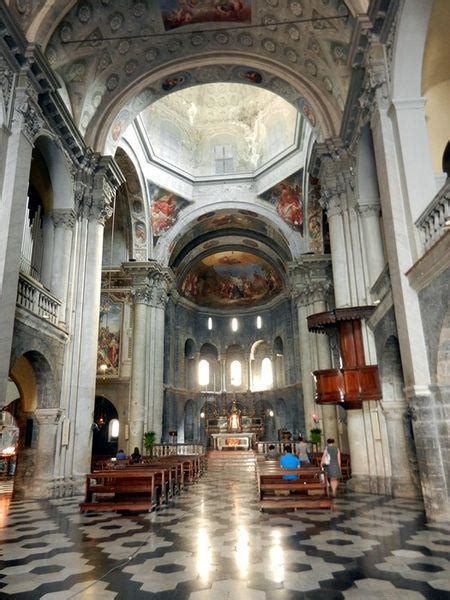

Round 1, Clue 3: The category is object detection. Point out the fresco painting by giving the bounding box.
[181,251,283,308]
[307,176,324,253]
[97,295,122,376]
[159,0,251,31]
[149,183,190,238]
[260,169,304,233]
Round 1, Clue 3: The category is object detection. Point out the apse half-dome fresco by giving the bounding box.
[181,251,283,308]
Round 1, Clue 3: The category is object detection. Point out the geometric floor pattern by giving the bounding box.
[0,464,449,599]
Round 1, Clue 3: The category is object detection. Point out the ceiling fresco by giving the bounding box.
[260,168,304,233]
[159,0,252,31]
[34,0,354,143]
[168,209,293,267]
[148,183,191,240]
[180,250,283,308]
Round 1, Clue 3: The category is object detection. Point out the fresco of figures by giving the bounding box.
[260,169,304,233]
[97,295,122,376]
[181,251,283,308]
[149,183,190,239]
[308,176,324,253]
[159,0,251,30]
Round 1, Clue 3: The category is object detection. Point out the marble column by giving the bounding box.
[51,209,76,324]
[30,408,61,498]
[68,157,124,488]
[123,261,154,452]
[144,265,173,442]
[0,87,41,408]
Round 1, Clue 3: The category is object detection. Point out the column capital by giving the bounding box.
[77,154,125,224]
[34,408,62,425]
[357,203,381,219]
[52,208,76,229]
[13,83,45,144]
[125,260,174,308]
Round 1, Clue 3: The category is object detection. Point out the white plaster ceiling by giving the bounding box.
[138,82,299,177]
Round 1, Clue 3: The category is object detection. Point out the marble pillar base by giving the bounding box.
[391,476,422,499]
[346,474,392,496]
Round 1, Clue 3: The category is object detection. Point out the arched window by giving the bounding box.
[230,360,242,386]
[256,315,262,329]
[207,317,213,330]
[261,357,273,387]
[109,419,120,439]
[231,317,238,332]
[198,359,210,386]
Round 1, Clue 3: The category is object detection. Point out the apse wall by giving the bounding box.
[162,296,304,442]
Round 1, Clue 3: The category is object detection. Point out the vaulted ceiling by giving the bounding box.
[8,0,359,149]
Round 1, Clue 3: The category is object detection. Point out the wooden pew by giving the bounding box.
[80,470,158,513]
[256,465,331,511]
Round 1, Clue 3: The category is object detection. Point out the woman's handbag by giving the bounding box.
[323,449,331,466]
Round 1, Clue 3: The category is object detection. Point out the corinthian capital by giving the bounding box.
[78,154,125,224]
[13,82,45,143]
[52,209,76,229]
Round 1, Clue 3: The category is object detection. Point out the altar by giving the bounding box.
[210,433,256,451]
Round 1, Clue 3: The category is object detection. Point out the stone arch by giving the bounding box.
[91,55,340,153]
[34,135,74,210]
[92,396,120,457]
[115,145,150,261]
[11,350,57,410]
[160,203,300,267]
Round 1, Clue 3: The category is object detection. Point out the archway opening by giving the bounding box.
[92,396,119,459]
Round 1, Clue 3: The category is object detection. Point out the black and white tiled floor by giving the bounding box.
[0,464,449,599]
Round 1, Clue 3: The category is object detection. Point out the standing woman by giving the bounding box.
[297,436,310,465]
[320,438,341,497]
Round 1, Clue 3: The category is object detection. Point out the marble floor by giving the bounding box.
[0,461,449,599]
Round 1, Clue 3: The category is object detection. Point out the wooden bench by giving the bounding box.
[80,470,159,513]
[256,466,331,511]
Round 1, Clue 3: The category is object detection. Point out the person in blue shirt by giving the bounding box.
[279,444,300,479]
[116,449,127,460]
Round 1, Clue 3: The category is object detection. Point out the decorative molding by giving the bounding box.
[52,209,76,229]
[34,408,62,425]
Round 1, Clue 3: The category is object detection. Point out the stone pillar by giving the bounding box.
[30,408,61,498]
[289,256,334,439]
[51,209,76,324]
[219,355,226,391]
[381,401,420,498]
[123,262,154,452]
[0,85,42,408]
[68,157,124,487]
[368,45,448,519]
[144,265,173,442]
[312,293,339,444]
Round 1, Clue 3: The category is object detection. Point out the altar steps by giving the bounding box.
[206,450,256,474]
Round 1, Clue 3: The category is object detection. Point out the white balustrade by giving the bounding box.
[16,272,61,325]
[416,179,450,251]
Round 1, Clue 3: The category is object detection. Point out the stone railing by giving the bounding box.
[152,443,205,457]
[16,272,61,326]
[416,179,450,251]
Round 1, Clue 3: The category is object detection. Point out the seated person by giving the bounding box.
[116,449,127,460]
[265,444,279,460]
[279,444,300,479]
[130,447,142,463]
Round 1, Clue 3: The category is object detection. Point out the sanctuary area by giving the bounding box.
[0,0,449,598]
